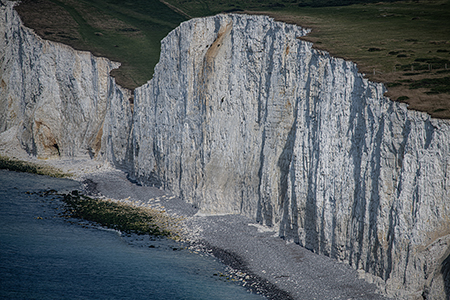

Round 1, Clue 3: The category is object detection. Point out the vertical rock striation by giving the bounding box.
[0,0,133,164]
[1,1,449,298]
[131,14,450,298]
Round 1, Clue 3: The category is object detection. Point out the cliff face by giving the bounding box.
[131,14,450,298]
[0,1,133,166]
[1,1,449,298]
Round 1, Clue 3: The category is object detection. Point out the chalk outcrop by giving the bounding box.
[0,0,132,165]
[131,14,450,299]
[1,1,449,298]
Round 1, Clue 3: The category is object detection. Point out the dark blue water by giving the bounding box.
[0,170,264,300]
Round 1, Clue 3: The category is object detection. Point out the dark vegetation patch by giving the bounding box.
[397,58,450,71]
[59,191,182,238]
[397,96,409,101]
[0,155,69,178]
[399,63,429,71]
[409,76,450,94]
[118,28,139,32]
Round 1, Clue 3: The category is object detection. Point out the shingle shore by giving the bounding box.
[79,168,390,300]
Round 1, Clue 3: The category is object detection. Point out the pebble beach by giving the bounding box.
[49,158,391,300]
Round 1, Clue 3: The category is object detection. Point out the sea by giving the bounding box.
[0,169,265,300]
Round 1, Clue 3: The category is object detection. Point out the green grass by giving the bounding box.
[159,0,403,17]
[60,191,183,238]
[0,155,70,178]
[16,0,187,89]
[257,1,450,76]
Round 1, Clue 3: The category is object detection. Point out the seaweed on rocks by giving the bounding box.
[59,191,183,238]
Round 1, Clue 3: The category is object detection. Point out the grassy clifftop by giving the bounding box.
[15,0,450,118]
[246,1,450,118]
[15,0,186,90]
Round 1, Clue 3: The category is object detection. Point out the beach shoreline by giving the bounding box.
[0,153,390,299]
[72,165,390,300]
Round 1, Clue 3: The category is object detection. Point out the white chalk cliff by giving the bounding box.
[0,1,133,164]
[1,1,449,298]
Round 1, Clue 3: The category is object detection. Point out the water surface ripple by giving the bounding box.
[0,170,264,300]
